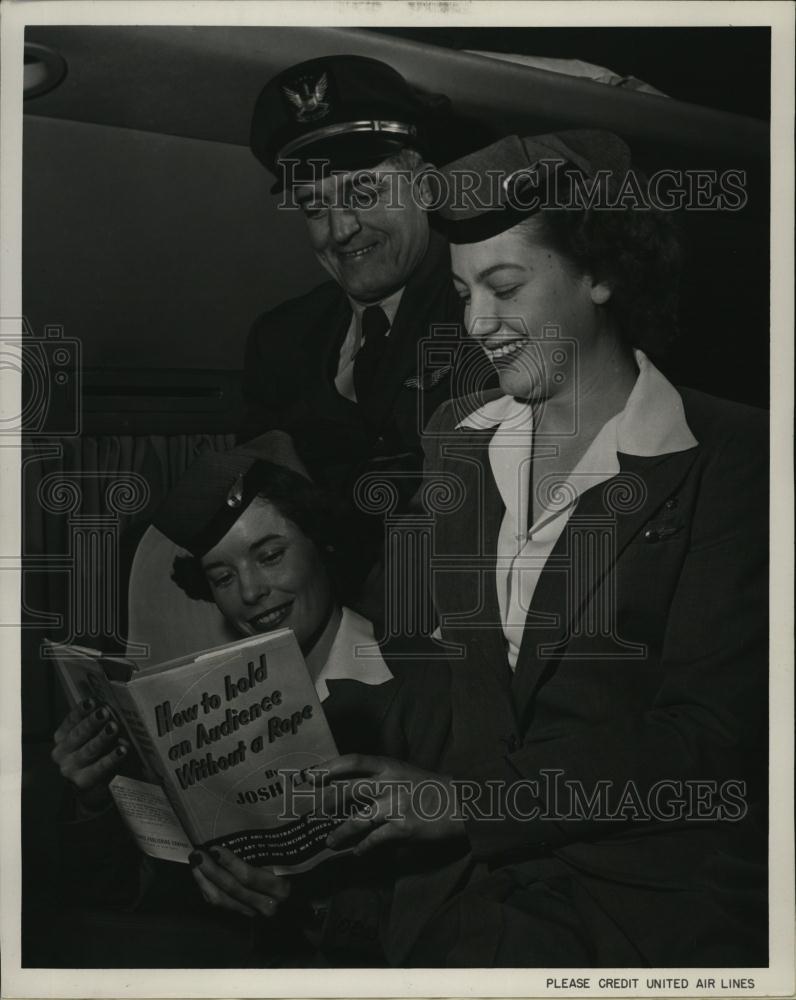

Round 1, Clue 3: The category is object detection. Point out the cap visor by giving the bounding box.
[270,133,411,193]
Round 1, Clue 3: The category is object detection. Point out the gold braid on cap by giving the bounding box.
[277,120,417,160]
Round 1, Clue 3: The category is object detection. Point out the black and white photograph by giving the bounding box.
[0,1,793,996]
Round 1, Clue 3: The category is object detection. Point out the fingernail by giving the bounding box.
[209,848,221,863]
[188,851,203,869]
[81,699,94,712]
[104,722,116,736]
[115,745,126,758]
[94,707,107,722]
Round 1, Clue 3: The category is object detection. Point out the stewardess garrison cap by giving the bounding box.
[436,130,632,244]
[152,431,311,557]
[250,54,448,191]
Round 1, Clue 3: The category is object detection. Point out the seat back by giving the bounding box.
[126,524,236,664]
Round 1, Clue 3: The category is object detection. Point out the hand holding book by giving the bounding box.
[313,754,467,856]
[51,698,131,812]
[189,845,291,918]
[48,628,344,871]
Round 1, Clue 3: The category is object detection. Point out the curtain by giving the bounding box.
[21,432,235,739]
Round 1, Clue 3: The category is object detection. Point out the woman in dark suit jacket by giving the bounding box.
[317,131,768,967]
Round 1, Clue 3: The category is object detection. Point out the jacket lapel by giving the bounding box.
[510,446,701,720]
[315,294,353,388]
[433,428,520,768]
[433,428,506,669]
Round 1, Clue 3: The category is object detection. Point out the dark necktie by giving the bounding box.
[353,305,390,404]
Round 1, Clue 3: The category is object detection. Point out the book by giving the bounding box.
[46,629,343,874]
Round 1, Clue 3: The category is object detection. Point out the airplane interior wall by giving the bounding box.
[23,114,325,372]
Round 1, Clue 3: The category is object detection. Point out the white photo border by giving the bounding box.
[1,1,793,997]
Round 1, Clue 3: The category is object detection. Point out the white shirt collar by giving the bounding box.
[348,287,403,329]
[464,351,698,540]
[614,351,698,456]
[312,606,393,703]
[456,350,698,456]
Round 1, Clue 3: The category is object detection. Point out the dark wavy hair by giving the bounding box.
[171,463,354,604]
[523,192,684,358]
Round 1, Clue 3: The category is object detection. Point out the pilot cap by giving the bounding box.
[435,130,632,244]
[151,431,311,557]
[250,54,447,191]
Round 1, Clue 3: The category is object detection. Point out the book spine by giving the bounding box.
[109,682,202,845]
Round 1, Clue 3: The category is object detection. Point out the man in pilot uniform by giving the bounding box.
[242,56,469,598]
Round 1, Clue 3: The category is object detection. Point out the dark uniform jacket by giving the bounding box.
[387,385,768,967]
[242,229,464,506]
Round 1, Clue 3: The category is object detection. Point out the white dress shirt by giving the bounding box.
[456,350,699,669]
[310,606,393,702]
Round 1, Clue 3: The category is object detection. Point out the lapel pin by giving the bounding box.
[404,365,452,390]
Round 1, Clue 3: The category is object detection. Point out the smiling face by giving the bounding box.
[295,155,430,303]
[200,497,334,651]
[451,218,612,401]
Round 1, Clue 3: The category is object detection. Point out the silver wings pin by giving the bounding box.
[403,365,452,391]
[282,74,330,122]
